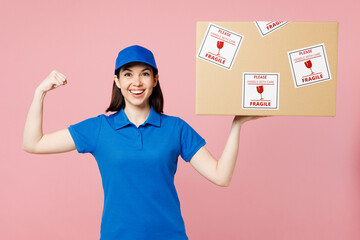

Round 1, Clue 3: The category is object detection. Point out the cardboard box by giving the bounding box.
[196,21,338,116]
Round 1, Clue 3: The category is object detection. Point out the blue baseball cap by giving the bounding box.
[114,45,158,75]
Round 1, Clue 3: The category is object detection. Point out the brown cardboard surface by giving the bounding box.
[196,21,338,116]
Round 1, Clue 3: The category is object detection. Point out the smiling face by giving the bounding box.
[114,62,159,110]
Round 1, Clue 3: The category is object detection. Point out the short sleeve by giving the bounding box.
[178,118,206,162]
[68,115,102,154]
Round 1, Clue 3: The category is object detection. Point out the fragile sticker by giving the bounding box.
[288,43,331,88]
[255,21,289,37]
[242,73,280,110]
[197,23,244,70]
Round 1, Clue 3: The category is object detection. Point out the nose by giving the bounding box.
[133,75,143,86]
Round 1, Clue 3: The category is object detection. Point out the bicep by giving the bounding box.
[32,128,76,154]
[189,146,223,186]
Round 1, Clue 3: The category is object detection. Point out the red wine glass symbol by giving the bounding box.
[217,41,224,56]
[256,85,264,100]
[304,60,314,75]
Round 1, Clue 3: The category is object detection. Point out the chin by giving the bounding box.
[125,100,150,108]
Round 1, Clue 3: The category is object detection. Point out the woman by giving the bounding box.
[23,45,260,240]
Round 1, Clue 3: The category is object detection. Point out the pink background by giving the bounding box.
[1,0,359,239]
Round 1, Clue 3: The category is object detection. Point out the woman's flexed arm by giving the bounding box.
[22,70,76,154]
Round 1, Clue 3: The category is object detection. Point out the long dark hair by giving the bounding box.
[105,63,164,113]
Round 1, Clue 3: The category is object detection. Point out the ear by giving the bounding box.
[114,75,120,88]
[154,74,159,87]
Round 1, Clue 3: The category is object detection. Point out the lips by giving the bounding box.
[129,89,145,96]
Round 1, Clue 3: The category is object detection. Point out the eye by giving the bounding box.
[142,72,150,76]
[124,72,131,77]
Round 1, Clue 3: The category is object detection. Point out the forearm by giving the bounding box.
[216,119,243,186]
[22,89,46,152]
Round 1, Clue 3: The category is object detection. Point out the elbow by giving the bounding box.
[222,181,230,187]
[216,178,231,187]
[22,142,35,154]
[22,144,32,153]
[220,181,230,187]
[215,169,231,187]
[22,137,32,153]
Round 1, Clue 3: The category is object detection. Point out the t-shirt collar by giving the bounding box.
[112,105,161,129]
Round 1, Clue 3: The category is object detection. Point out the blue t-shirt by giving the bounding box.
[68,106,206,240]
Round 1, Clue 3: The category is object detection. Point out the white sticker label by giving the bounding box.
[242,73,280,110]
[288,43,331,88]
[254,21,289,37]
[197,23,244,70]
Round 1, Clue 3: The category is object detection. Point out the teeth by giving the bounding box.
[130,90,144,94]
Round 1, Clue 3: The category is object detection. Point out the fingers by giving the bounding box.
[235,115,268,119]
[37,70,68,93]
[247,116,267,121]
[52,70,67,87]
[233,115,268,124]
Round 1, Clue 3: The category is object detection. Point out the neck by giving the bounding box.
[124,104,151,127]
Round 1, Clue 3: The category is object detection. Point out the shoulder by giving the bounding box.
[160,113,188,126]
[88,112,117,123]
[159,113,194,134]
[83,113,106,122]
[68,114,106,153]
